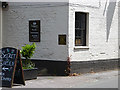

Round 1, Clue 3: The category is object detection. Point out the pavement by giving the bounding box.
[3,70,119,88]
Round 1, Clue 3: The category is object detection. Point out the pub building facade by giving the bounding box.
[0,0,119,75]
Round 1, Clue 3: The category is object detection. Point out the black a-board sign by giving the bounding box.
[0,47,25,88]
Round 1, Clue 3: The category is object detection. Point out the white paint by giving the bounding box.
[69,0,119,61]
[118,1,120,58]
[2,1,119,62]
[69,0,100,8]
[0,3,2,48]
[7,0,68,2]
[2,2,68,61]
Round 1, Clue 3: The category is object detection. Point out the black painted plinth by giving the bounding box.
[31,60,68,76]
[29,59,119,76]
[70,59,118,74]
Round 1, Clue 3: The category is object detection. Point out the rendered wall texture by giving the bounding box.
[2,1,119,62]
[69,0,119,61]
[0,2,2,48]
[118,1,120,58]
[2,2,68,61]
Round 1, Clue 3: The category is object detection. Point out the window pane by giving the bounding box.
[75,29,81,37]
[75,12,87,46]
[75,39,81,46]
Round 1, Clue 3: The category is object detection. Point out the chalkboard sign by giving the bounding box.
[29,20,40,42]
[0,47,25,88]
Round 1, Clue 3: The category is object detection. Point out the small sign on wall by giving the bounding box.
[29,20,40,42]
[58,35,66,45]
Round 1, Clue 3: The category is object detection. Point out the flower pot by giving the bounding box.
[23,68,38,80]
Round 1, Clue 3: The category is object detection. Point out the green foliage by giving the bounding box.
[22,59,35,69]
[21,43,36,60]
[21,43,36,69]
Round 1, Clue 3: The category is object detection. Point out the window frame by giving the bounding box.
[74,11,89,49]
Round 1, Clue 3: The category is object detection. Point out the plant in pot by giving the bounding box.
[20,43,38,80]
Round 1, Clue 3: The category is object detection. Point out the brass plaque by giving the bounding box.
[58,35,66,45]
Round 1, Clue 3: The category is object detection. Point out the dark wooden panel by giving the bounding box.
[29,20,40,42]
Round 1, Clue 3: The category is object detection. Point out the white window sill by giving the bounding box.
[74,46,89,49]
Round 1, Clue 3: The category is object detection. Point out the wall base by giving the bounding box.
[31,60,68,76]
[30,59,118,76]
[70,59,118,74]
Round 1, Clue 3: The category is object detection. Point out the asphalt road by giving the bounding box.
[5,70,119,88]
[76,76,118,88]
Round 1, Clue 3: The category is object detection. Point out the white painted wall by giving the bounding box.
[2,2,68,61]
[118,1,120,58]
[69,0,119,61]
[0,3,2,48]
[2,1,119,62]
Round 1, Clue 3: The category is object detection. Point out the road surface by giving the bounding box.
[3,70,119,88]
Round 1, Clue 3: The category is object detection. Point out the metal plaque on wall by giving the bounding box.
[58,35,66,45]
[29,20,40,42]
